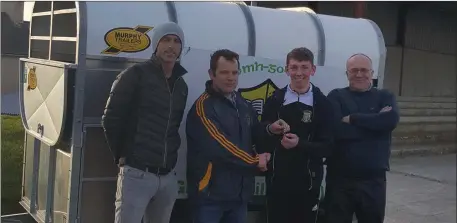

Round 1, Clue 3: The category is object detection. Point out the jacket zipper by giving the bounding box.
[233,103,242,140]
[271,100,282,185]
[230,96,245,198]
[162,77,180,168]
[308,103,316,190]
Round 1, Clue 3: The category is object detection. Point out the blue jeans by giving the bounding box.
[192,200,248,223]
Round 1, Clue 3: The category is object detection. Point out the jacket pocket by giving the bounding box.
[121,165,145,179]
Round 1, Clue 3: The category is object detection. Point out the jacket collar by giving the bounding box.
[282,82,321,95]
[310,83,323,96]
[150,54,188,78]
[279,82,325,105]
[287,83,313,96]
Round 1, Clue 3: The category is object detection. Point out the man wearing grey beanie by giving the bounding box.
[102,22,188,223]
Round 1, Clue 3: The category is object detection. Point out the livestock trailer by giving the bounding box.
[2,1,385,222]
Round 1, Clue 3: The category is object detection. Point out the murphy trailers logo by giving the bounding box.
[101,25,153,55]
[238,79,279,121]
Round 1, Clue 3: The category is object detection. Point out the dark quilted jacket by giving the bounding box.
[102,56,188,170]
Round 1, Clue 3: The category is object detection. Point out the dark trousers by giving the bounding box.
[323,176,386,223]
[266,180,321,223]
[191,200,247,223]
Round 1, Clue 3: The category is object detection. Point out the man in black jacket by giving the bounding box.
[186,49,288,223]
[101,22,188,223]
[324,54,399,223]
[260,47,334,223]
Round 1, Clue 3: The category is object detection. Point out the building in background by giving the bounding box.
[1,1,456,115]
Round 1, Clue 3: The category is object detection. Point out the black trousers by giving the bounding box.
[266,179,321,223]
[323,176,386,223]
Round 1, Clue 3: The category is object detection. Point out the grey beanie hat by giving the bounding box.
[150,22,185,57]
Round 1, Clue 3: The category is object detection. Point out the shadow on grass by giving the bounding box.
[1,115,25,215]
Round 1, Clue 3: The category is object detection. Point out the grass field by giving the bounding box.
[1,115,25,215]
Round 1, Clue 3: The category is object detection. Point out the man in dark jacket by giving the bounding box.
[186,49,288,223]
[101,22,188,223]
[260,47,334,223]
[324,53,399,223]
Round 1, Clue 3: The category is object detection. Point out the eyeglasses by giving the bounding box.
[347,68,372,75]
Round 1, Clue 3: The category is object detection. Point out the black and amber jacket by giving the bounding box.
[186,80,270,203]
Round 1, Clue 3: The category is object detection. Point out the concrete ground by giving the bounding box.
[384,154,456,223]
[2,155,455,223]
[245,154,457,223]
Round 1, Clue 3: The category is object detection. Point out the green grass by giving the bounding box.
[1,115,25,215]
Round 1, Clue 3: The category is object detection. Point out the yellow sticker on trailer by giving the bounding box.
[27,66,37,91]
[101,25,153,55]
